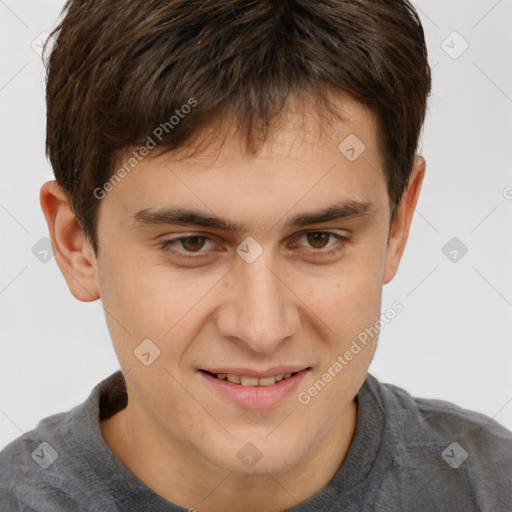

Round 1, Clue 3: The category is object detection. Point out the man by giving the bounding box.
[1,0,511,511]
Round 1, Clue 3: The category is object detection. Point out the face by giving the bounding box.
[50,93,423,477]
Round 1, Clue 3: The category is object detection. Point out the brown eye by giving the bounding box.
[159,235,215,258]
[179,236,207,252]
[306,232,331,249]
[290,231,349,259]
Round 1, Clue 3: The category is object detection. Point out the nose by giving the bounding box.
[215,249,301,354]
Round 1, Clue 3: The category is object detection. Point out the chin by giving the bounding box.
[206,433,309,476]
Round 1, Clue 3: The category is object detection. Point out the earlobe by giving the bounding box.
[382,156,426,285]
[39,180,100,302]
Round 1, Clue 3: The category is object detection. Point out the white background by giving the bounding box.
[1,0,511,450]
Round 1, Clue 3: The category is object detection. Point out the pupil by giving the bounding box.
[307,232,328,249]
[183,236,205,252]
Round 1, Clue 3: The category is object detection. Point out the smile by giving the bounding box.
[199,368,311,410]
[210,372,297,386]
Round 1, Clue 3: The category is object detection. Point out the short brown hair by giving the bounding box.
[44,0,431,257]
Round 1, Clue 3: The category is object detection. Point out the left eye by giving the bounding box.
[294,231,342,250]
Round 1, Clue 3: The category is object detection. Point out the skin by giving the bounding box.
[40,92,425,512]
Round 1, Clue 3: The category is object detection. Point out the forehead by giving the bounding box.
[100,92,387,233]
[163,92,380,168]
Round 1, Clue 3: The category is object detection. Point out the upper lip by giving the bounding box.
[201,366,310,379]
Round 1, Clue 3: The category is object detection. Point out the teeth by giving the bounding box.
[215,372,296,386]
[241,376,259,386]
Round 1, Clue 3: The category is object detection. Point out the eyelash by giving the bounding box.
[159,231,349,260]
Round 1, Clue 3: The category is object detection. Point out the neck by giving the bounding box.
[100,394,357,512]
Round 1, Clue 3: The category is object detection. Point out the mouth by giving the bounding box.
[199,367,311,410]
[200,370,301,387]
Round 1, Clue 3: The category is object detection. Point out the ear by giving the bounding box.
[383,156,426,285]
[40,180,100,302]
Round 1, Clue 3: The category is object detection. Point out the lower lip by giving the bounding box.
[200,369,310,410]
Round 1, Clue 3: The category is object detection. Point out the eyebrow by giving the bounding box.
[131,200,375,233]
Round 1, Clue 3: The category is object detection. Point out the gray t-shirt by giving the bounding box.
[1,371,511,511]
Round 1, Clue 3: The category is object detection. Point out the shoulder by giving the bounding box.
[0,372,127,511]
[375,377,512,450]
[362,375,512,510]
[0,409,87,511]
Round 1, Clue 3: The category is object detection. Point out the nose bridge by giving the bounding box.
[219,249,299,352]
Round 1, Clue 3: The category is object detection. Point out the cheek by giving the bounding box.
[99,252,187,329]
[97,255,219,369]
[302,260,384,340]
[295,270,381,421]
